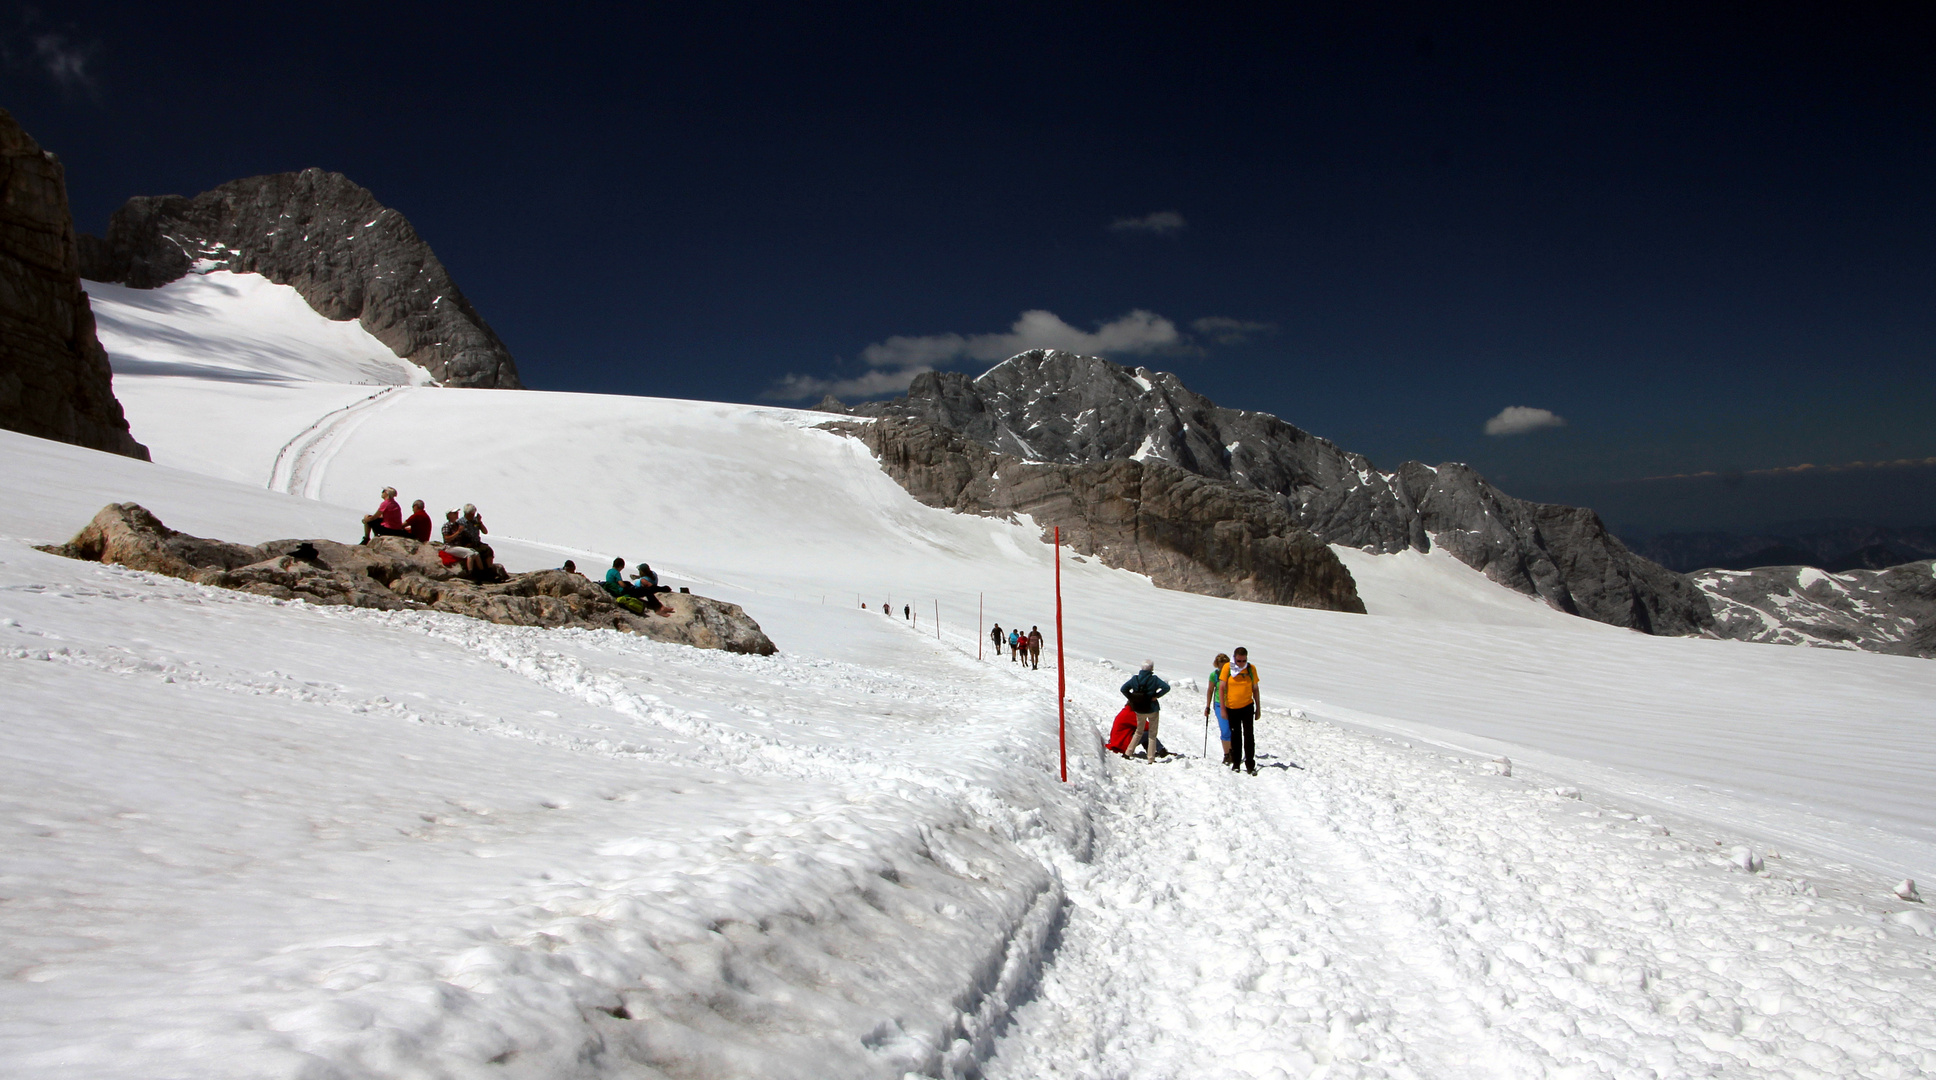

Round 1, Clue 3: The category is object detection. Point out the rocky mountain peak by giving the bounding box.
[77,169,521,389]
[850,350,1713,635]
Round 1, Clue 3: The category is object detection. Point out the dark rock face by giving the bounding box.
[843,349,1711,635]
[1694,561,1936,658]
[0,109,147,459]
[77,169,521,389]
[44,503,776,655]
[826,419,1365,613]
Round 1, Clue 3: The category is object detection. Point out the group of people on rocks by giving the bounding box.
[360,487,500,580]
[988,623,1045,668]
[1109,648,1263,774]
[601,557,675,617]
[360,488,672,613]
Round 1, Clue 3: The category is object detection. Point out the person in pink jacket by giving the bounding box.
[360,487,408,543]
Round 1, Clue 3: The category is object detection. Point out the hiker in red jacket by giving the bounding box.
[403,499,433,543]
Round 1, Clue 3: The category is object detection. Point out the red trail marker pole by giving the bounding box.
[1055,526,1067,782]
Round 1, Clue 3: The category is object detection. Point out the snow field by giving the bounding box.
[3,274,1933,1076]
[0,541,1091,1078]
[86,273,434,388]
[989,671,1936,1079]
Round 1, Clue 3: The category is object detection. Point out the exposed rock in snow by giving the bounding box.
[41,503,775,653]
[1693,560,1936,658]
[1898,878,1922,902]
[824,418,1365,613]
[1486,756,1512,777]
[853,350,1711,636]
[77,169,520,388]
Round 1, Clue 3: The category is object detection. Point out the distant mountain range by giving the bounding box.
[1629,525,1936,574]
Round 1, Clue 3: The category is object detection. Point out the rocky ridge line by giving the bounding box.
[822,418,1366,613]
[1693,561,1935,658]
[837,349,1711,635]
[0,108,147,459]
[78,169,521,389]
[43,503,776,655]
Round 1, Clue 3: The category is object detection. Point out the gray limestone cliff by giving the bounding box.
[1693,561,1936,658]
[0,109,147,459]
[77,169,520,388]
[841,350,1709,635]
[825,418,1365,613]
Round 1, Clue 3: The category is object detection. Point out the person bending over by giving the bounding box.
[1121,661,1170,763]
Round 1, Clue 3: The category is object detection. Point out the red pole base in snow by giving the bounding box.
[1055,526,1066,782]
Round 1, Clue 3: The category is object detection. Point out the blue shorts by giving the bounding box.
[1215,702,1230,740]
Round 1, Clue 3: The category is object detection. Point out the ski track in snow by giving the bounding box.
[268,385,409,497]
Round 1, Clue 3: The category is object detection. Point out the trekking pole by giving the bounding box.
[1203,712,1209,758]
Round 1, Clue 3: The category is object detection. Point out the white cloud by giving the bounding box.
[1108,211,1187,235]
[1190,316,1275,345]
[1484,406,1568,436]
[32,33,96,92]
[767,309,1186,402]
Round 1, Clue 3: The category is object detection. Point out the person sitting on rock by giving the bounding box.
[457,504,498,579]
[438,508,492,580]
[404,499,433,543]
[360,487,409,544]
[632,562,672,599]
[561,559,579,575]
[604,557,672,616]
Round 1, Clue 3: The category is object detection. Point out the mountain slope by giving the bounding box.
[844,350,1711,635]
[77,169,520,388]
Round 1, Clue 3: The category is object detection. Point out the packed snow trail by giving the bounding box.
[986,682,1936,1079]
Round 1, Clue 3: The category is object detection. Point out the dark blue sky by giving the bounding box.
[11,3,1934,536]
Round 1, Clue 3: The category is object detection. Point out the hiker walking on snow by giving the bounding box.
[1121,661,1170,763]
[990,623,1004,656]
[1027,626,1044,669]
[1220,648,1261,774]
[1009,628,1021,662]
[1205,652,1232,765]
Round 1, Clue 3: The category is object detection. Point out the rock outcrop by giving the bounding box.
[826,419,1365,613]
[842,350,1710,634]
[44,503,776,655]
[1694,561,1936,658]
[77,169,520,388]
[0,109,147,459]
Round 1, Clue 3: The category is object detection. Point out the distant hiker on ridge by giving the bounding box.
[1221,647,1261,775]
[882,599,891,615]
[360,486,408,544]
[904,604,911,621]
[1121,661,1170,763]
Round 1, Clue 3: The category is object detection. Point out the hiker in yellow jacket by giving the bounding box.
[1220,647,1261,774]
